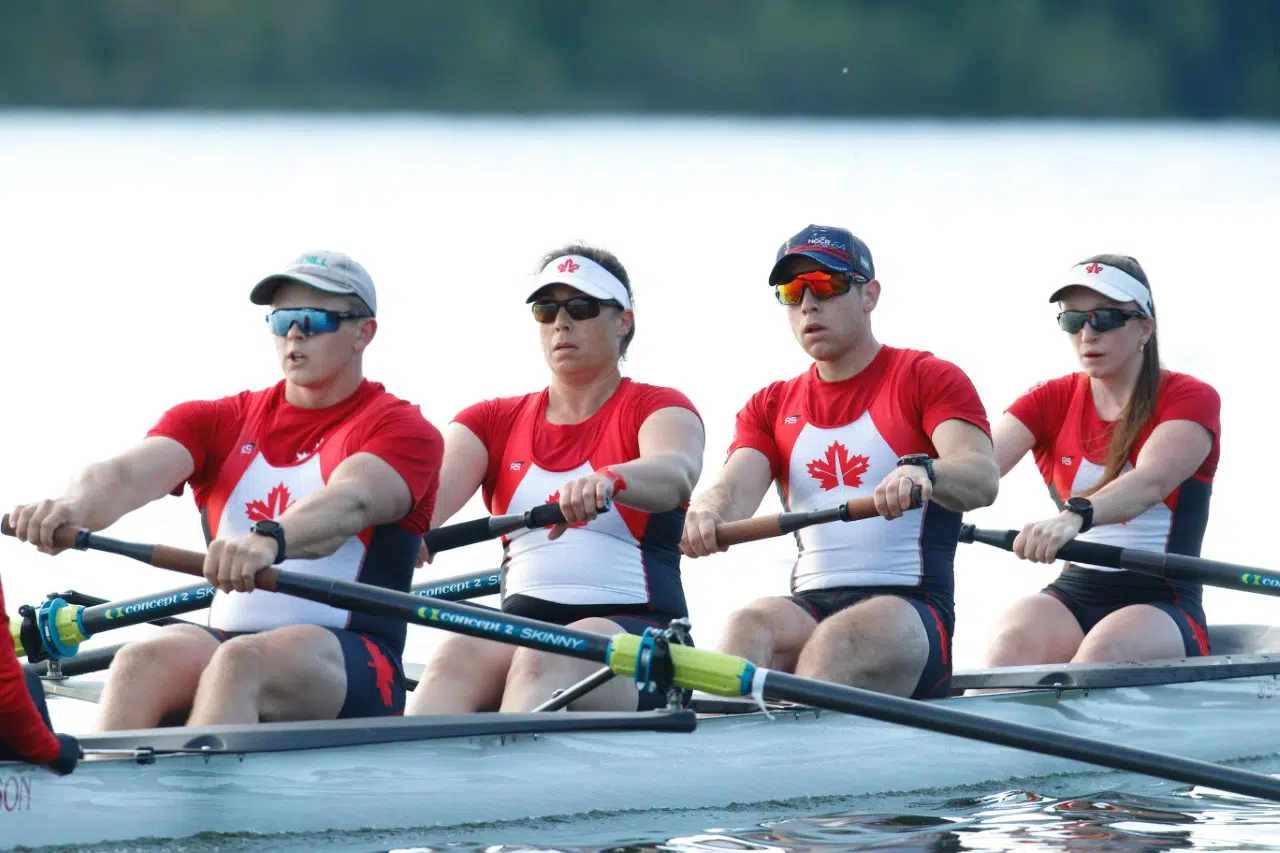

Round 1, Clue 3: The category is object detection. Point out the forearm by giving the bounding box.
[604,452,698,513]
[1086,469,1169,527]
[931,451,999,512]
[688,478,758,523]
[278,484,382,559]
[62,459,156,531]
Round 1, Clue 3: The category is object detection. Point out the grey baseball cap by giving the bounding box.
[250,251,377,315]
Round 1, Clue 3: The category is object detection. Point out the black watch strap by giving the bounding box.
[251,521,287,564]
[1064,497,1094,533]
[896,454,936,486]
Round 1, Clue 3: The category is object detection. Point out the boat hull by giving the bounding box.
[3,676,1279,850]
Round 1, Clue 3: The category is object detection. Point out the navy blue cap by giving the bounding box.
[768,224,875,286]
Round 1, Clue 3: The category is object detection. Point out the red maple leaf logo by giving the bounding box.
[245,483,295,521]
[361,636,398,708]
[1085,263,1103,274]
[557,258,580,274]
[806,442,870,491]
[546,492,588,528]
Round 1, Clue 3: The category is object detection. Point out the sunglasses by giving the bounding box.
[1057,308,1145,334]
[774,271,864,306]
[266,307,371,337]
[531,297,622,324]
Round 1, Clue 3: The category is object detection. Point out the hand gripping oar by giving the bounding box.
[959,524,1280,597]
[1,514,500,663]
[26,524,1280,803]
[424,501,608,554]
[713,486,923,548]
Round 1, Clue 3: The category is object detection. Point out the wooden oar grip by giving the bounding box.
[0,514,80,550]
[715,515,784,548]
[842,496,879,521]
[149,544,212,575]
[843,485,923,520]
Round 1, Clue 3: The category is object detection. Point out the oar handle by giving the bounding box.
[716,487,922,549]
[423,502,599,555]
[1,515,208,574]
[959,524,1131,569]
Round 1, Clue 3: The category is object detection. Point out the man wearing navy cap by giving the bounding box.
[681,225,998,699]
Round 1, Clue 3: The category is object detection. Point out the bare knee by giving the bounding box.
[724,604,775,641]
[110,630,212,681]
[421,636,488,682]
[202,636,266,683]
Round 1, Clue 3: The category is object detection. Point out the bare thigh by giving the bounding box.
[215,625,349,721]
[96,623,221,731]
[796,595,929,695]
[1074,604,1186,663]
[717,596,818,672]
[977,592,1084,668]
[502,617,639,713]
[406,633,516,714]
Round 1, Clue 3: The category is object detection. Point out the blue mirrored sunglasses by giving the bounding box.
[266,307,371,337]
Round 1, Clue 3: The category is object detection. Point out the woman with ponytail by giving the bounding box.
[977,255,1221,668]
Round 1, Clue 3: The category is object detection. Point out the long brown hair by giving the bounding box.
[1081,253,1161,493]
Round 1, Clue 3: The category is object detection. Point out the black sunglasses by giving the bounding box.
[531,297,622,324]
[1057,308,1145,334]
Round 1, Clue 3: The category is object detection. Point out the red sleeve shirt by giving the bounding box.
[727,348,991,481]
[0,579,60,765]
[1007,370,1221,487]
[730,381,787,478]
[148,381,443,536]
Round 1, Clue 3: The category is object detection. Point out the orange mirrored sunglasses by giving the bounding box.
[774,271,861,306]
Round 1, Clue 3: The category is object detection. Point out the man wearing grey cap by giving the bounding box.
[9,250,443,729]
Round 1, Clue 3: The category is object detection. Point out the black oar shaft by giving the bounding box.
[79,583,216,634]
[961,525,1280,597]
[267,571,613,661]
[763,670,1280,801]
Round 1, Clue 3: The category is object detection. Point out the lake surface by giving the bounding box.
[1,113,1277,851]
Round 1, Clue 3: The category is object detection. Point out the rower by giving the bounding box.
[406,243,704,714]
[680,224,998,699]
[972,255,1219,674]
[8,251,443,728]
[0,575,79,773]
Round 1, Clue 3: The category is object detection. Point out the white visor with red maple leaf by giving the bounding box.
[1049,262,1153,317]
[526,255,633,310]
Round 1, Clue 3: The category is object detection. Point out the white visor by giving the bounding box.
[526,255,632,311]
[1050,262,1153,317]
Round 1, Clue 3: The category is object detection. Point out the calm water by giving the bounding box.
[1,114,1278,850]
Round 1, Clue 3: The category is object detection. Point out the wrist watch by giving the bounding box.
[1064,496,1094,533]
[895,454,936,486]
[250,520,287,564]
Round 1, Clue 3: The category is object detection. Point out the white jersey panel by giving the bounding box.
[209,453,367,632]
[1067,458,1173,570]
[785,415,926,592]
[502,462,647,605]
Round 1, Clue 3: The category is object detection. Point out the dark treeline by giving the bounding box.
[0,0,1275,117]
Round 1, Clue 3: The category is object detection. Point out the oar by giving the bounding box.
[5,567,499,666]
[959,524,1280,597]
[713,487,922,548]
[424,502,602,554]
[33,525,1280,803]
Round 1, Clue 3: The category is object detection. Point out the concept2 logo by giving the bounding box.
[1240,573,1280,589]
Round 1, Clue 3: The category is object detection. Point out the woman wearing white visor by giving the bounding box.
[975,254,1221,672]
[407,244,705,714]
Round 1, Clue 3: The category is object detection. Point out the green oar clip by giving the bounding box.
[14,597,88,663]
